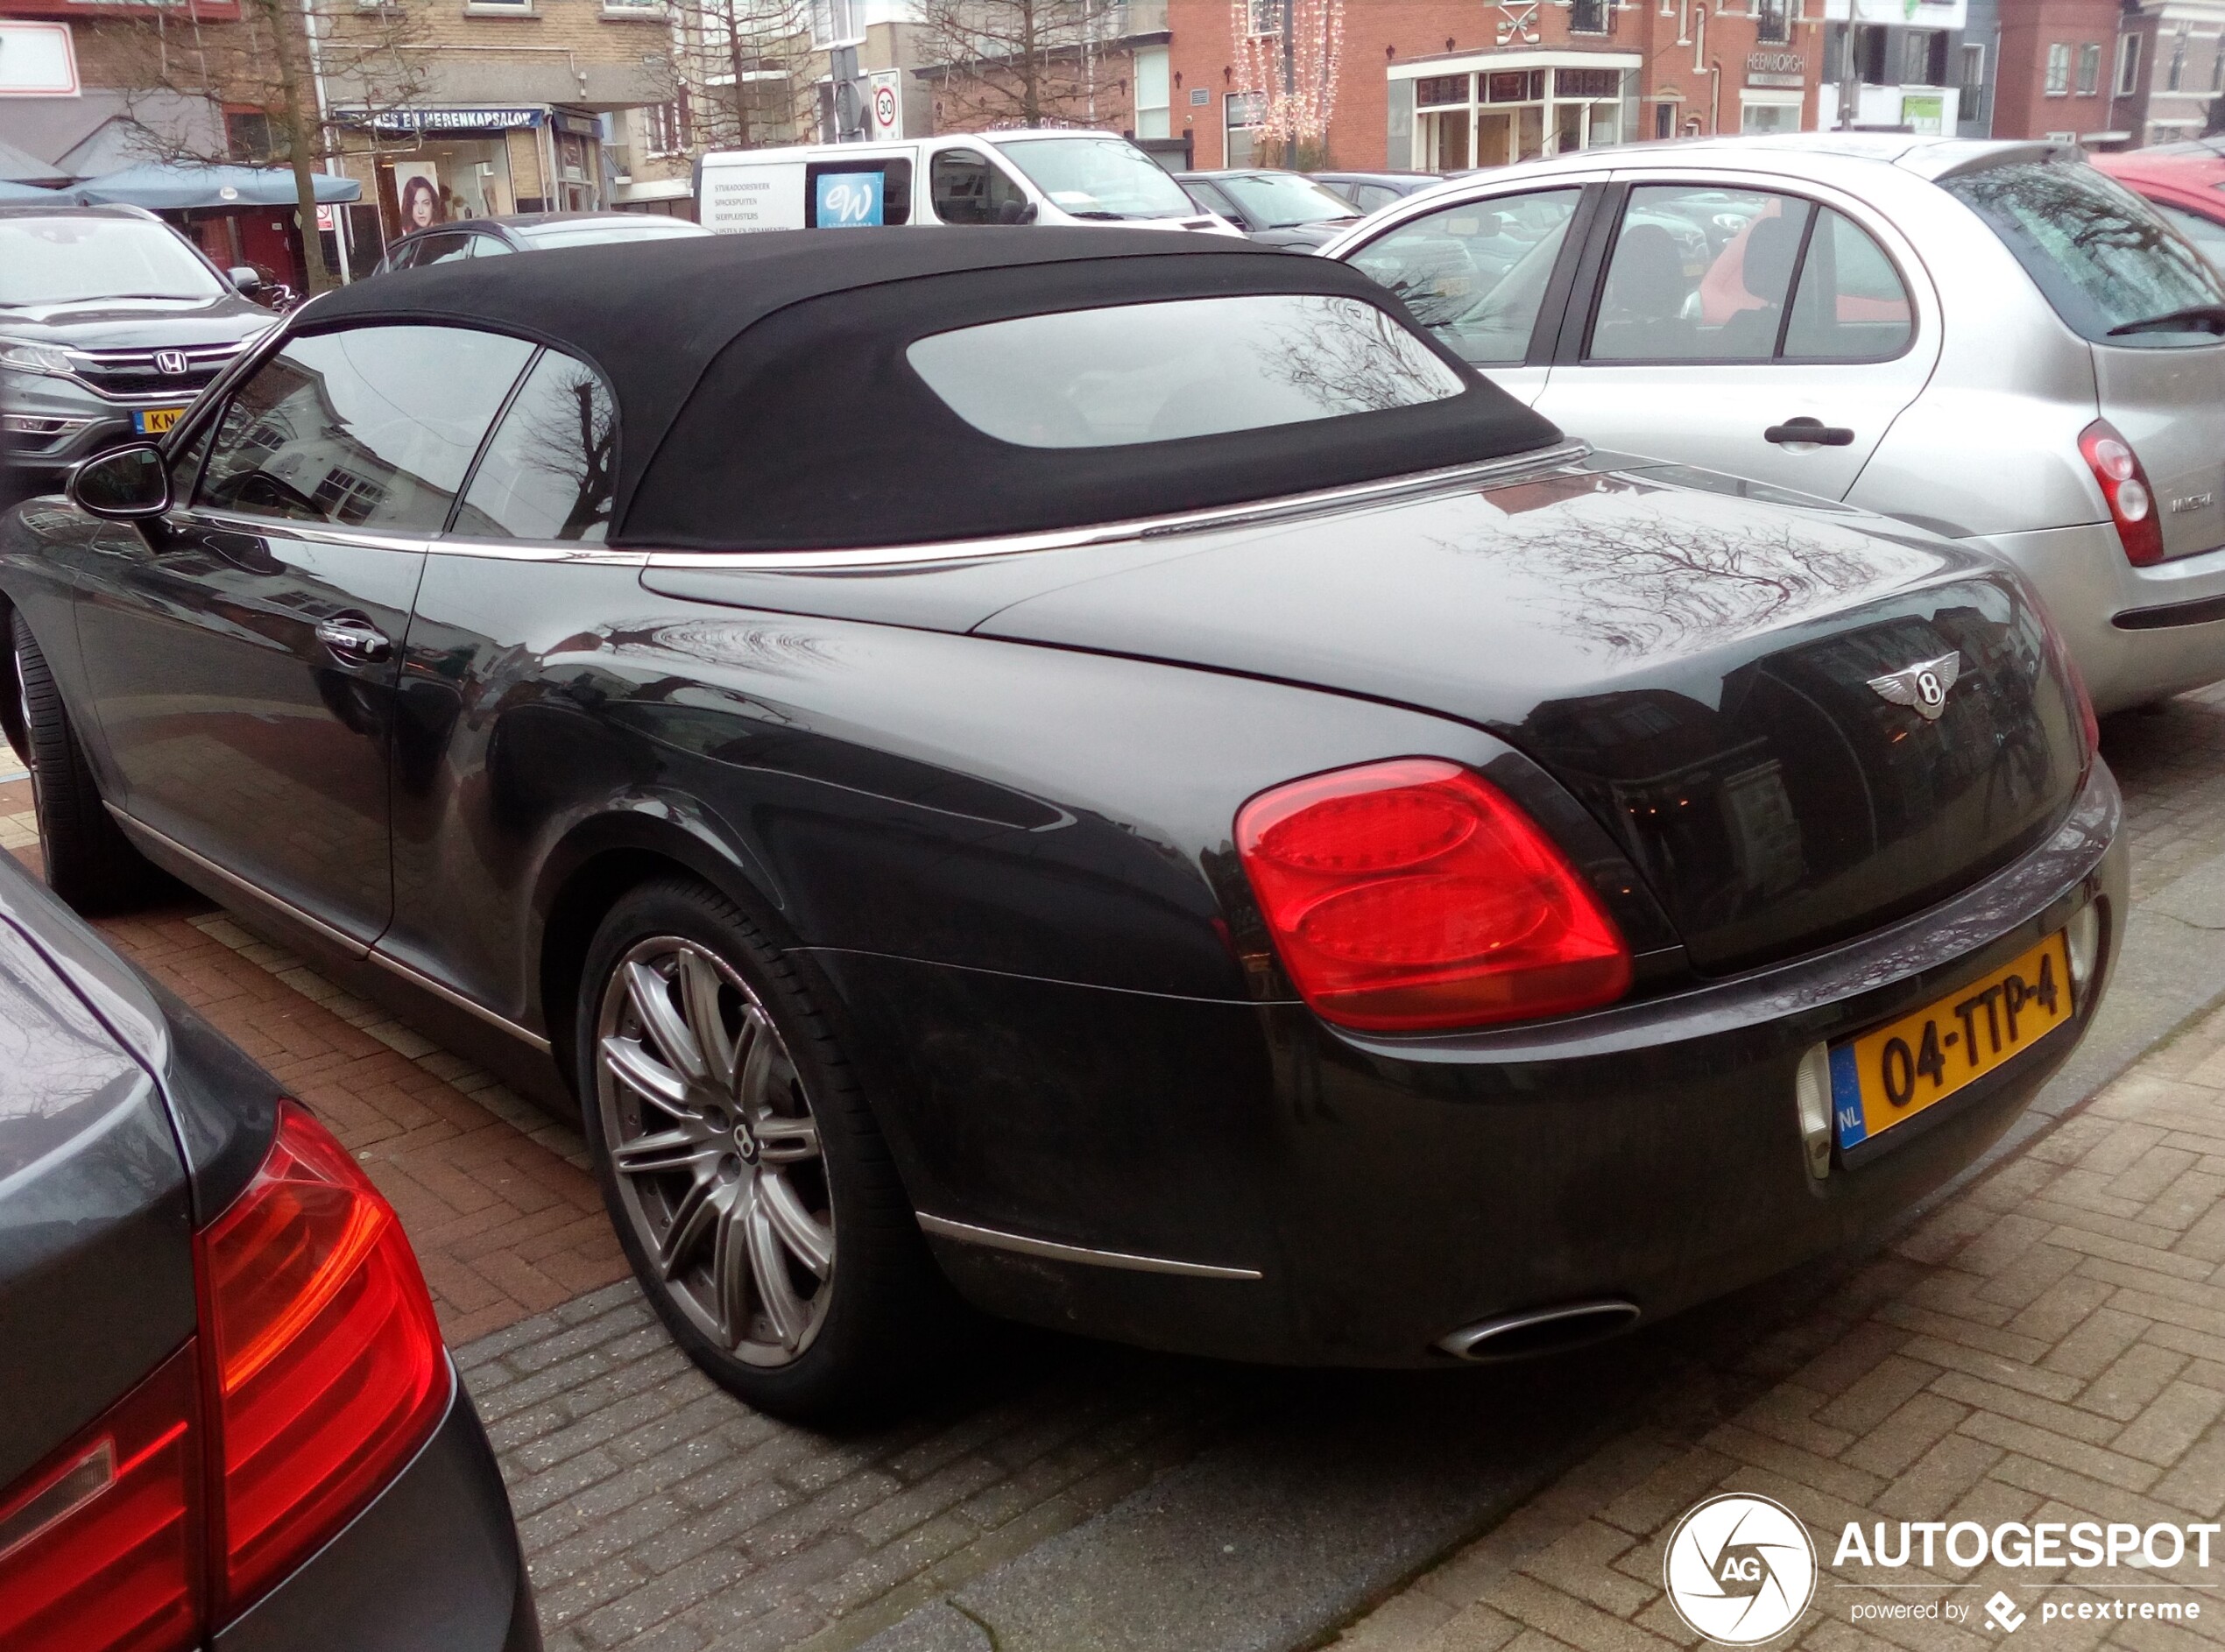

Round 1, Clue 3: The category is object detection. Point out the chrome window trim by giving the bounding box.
[631,441,1593,573]
[177,506,431,556]
[915,1213,1264,1280]
[104,804,553,1055]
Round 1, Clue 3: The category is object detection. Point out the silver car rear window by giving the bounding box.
[905,293,1466,448]
[1942,160,2225,348]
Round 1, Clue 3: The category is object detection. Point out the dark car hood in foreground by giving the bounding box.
[652,453,2084,978]
[1,293,275,350]
[976,462,2087,975]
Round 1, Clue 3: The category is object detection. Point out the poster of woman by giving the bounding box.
[394,164,445,231]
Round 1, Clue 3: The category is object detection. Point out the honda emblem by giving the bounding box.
[154,349,189,376]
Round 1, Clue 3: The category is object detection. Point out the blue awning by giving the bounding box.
[70,164,362,212]
[0,179,60,201]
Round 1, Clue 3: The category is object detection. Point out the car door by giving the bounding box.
[71,322,535,943]
[1338,182,1600,406]
[1533,176,1941,498]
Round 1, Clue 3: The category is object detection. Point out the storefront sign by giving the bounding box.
[1901,92,1944,133]
[0,20,79,97]
[1746,50,1805,87]
[553,111,599,138]
[336,106,543,134]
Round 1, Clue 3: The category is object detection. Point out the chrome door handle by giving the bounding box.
[1764,416,1855,448]
[316,616,393,664]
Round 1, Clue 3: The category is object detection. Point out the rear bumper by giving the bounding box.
[211,1366,537,1652]
[1978,523,2225,712]
[852,764,2123,1367]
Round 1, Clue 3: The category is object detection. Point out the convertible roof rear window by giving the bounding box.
[906,294,1466,449]
[303,227,1562,551]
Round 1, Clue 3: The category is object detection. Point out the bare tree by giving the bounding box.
[915,0,1116,131]
[104,0,427,293]
[653,0,813,152]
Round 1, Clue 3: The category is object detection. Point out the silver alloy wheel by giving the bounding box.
[594,936,835,1366]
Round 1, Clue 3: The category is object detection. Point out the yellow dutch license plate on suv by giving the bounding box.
[1832,931,2073,1152]
[133,406,186,435]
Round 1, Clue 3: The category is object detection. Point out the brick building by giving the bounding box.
[1988,0,2131,141]
[1161,0,1823,174]
[2111,0,2225,145]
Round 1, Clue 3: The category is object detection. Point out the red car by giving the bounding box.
[2091,142,2225,265]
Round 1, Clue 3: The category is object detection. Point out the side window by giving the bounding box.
[1345,187,1581,366]
[468,234,515,258]
[1190,181,1244,224]
[411,232,473,267]
[453,349,618,542]
[196,325,533,531]
[1587,186,1812,363]
[1353,183,1395,214]
[930,149,1028,225]
[1783,208,1914,361]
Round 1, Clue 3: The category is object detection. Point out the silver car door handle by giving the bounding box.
[316,616,393,664]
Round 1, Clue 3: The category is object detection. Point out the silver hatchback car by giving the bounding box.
[1323,134,2225,715]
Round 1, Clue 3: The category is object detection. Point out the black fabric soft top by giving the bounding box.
[304,226,1562,550]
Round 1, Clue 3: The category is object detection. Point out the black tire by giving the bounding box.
[576,877,956,1422]
[11,614,163,912]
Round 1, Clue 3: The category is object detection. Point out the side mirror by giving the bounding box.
[229,265,261,291]
[69,444,171,520]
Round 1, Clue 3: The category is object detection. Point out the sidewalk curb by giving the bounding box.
[844,849,2225,1652]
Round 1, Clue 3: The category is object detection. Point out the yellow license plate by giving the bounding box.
[133,406,185,434]
[1833,931,2073,1151]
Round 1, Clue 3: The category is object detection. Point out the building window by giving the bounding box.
[2169,27,2188,91]
[1571,0,1607,34]
[1904,30,1946,87]
[2213,40,2225,92]
[2045,43,2071,95]
[1655,100,1675,138]
[1755,0,1789,46]
[1225,90,1262,166]
[809,0,860,47]
[1959,43,1986,120]
[2077,42,2101,95]
[644,96,690,153]
[1242,0,1278,36]
[1133,45,1169,138]
[2118,32,2143,95]
[1840,25,1887,87]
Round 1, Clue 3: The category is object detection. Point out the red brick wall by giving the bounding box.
[1165,0,1820,172]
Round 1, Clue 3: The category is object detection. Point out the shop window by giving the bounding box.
[2077,43,2101,95]
[2045,43,2071,95]
[1415,74,1471,107]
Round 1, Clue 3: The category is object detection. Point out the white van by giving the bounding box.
[693,130,1240,237]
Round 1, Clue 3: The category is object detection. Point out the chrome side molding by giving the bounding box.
[915,1213,1263,1281]
[103,805,552,1055]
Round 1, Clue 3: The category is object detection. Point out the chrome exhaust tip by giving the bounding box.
[1436,1299,1641,1362]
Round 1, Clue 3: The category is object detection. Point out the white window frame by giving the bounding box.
[1133,45,1170,139]
[1242,0,1278,37]
[2076,42,2100,96]
[810,0,862,48]
[2117,32,2144,95]
[2045,42,2070,95]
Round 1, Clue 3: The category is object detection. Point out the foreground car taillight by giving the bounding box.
[197,1100,449,1613]
[0,1351,201,1652]
[2079,419,2165,567]
[0,1103,449,1643]
[1235,759,1632,1031]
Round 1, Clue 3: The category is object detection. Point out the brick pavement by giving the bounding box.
[11,682,2223,1652]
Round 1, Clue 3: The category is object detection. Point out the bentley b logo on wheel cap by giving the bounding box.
[1867,650,1961,722]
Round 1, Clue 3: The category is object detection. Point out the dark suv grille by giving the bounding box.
[72,342,244,400]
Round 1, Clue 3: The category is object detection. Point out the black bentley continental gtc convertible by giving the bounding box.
[4,229,2122,1417]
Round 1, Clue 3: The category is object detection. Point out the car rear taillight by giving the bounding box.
[0,1350,201,1652]
[2080,419,2165,567]
[196,1100,449,1614]
[0,1103,449,1644]
[1235,759,1632,1031]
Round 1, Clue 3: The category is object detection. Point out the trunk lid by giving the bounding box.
[2094,342,2225,561]
[978,464,2087,975]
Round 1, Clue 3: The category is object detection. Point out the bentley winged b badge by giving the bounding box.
[1867,651,1961,722]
